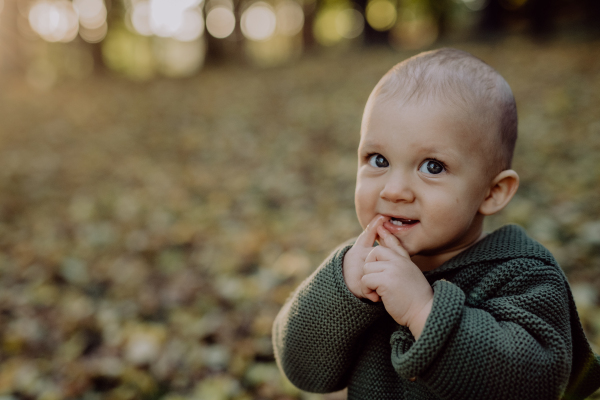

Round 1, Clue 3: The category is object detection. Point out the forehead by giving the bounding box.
[360,96,489,159]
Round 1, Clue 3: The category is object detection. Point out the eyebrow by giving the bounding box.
[361,141,454,155]
[359,141,384,151]
[412,146,461,163]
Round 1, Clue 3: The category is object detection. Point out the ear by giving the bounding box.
[479,170,520,216]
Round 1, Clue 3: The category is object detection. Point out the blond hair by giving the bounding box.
[369,48,517,174]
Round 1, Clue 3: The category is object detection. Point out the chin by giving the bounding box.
[392,236,419,256]
[399,238,447,258]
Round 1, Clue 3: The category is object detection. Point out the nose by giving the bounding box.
[379,173,415,203]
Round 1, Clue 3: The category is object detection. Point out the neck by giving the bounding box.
[411,230,488,272]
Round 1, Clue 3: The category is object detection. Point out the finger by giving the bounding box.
[361,273,384,297]
[354,215,386,248]
[365,246,399,263]
[377,226,410,259]
[360,275,381,302]
[365,246,380,263]
[364,291,381,302]
[362,261,386,275]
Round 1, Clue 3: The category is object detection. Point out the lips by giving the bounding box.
[389,217,419,226]
[381,215,420,233]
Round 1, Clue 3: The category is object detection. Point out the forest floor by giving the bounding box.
[0,36,599,399]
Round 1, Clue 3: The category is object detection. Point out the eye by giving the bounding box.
[368,154,389,168]
[419,160,445,175]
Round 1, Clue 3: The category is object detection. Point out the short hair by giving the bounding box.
[368,48,517,175]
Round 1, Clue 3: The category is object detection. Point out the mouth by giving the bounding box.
[381,215,420,234]
[388,216,419,226]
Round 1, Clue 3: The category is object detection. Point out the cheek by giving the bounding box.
[355,178,379,228]
[440,177,486,210]
[422,190,474,226]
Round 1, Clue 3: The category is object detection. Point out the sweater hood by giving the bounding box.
[424,224,558,278]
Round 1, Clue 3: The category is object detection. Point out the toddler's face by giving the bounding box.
[355,96,493,263]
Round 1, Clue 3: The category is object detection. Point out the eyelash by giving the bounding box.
[366,154,448,172]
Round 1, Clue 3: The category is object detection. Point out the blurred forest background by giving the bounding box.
[0,0,599,399]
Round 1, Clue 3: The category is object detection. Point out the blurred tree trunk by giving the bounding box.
[426,0,451,40]
[302,4,315,50]
[353,0,389,46]
[584,0,600,35]
[89,42,105,73]
[204,0,244,65]
[204,28,244,65]
[528,0,556,37]
[479,0,505,34]
[0,0,23,74]
[479,0,559,38]
[89,0,122,74]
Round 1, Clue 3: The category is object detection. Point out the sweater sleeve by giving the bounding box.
[391,261,572,400]
[272,243,386,393]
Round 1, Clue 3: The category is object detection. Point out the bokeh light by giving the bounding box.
[102,28,155,79]
[150,0,187,37]
[73,0,107,29]
[314,7,340,45]
[462,0,489,11]
[173,8,204,41]
[243,0,303,66]
[29,0,79,43]
[365,0,396,31]
[241,2,277,41]
[275,0,304,36]
[154,37,206,77]
[206,6,236,38]
[79,20,108,43]
[130,0,204,41]
[314,5,360,46]
[131,1,152,36]
[336,8,364,39]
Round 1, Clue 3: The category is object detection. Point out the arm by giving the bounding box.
[391,263,572,400]
[272,243,386,393]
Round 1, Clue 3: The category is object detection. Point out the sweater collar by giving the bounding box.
[423,224,558,278]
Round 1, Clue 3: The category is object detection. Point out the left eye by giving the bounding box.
[419,160,445,175]
[368,154,389,168]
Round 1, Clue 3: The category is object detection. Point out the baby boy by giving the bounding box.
[273,48,600,400]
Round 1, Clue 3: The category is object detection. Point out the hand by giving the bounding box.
[342,215,386,299]
[361,226,434,339]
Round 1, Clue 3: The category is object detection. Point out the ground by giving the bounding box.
[0,36,598,399]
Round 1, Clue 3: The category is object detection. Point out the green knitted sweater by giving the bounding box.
[273,225,600,400]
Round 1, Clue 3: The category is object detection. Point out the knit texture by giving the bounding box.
[272,224,600,400]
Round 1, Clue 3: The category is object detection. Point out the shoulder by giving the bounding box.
[440,225,570,303]
[474,224,559,266]
[438,224,561,274]
[485,224,566,283]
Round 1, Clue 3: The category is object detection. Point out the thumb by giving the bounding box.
[364,291,381,302]
[377,226,410,259]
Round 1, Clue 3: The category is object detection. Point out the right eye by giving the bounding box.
[368,154,389,168]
